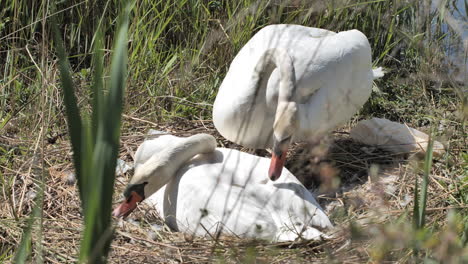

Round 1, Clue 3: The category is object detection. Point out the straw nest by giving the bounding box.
[1,118,465,263]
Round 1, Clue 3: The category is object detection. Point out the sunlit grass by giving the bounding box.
[0,0,466,262]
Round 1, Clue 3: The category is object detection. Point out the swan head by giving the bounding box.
[113,154,173,218]
[269,101,297,181]
[112,181,147,218]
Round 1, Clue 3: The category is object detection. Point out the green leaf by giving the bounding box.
[14,187,44,264]
[52,19,85,205]
[413,175,420,229]
[418,131,434,229]
[91,29,105,146]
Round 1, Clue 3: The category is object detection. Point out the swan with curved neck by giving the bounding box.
[114,134,332,242]
[113,134,216,217]
[213,24,384,181]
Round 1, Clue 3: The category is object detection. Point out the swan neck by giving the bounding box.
[255,49,298,141]
[254,48,295,102]
[165,134,217,174]
[133,134,217,196]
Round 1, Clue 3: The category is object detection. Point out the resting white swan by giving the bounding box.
[213,24,384,180]
[113,133,332,242]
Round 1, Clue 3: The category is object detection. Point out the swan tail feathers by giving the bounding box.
[372,67,385,80]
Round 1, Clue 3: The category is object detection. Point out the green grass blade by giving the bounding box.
[99,0,130,221]
[78,123,96,262]
[418,131,434,229]
[14,221,33,263]
[413,131,434,230]
[413,176,420,229]
[78,2,131,262]
[52,20,85,206]
[53,2,130,262]
[91,29,105,145]
[13,188,44,263]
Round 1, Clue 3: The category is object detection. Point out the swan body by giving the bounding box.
[212,24,384,180]
[114,134,332,242]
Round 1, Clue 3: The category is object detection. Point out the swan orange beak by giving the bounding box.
[269,136,291,181]
[268,150,287,181]
[113,191,144,218]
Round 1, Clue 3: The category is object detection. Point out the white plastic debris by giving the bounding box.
[350,118,445,157]
[147,129,168,136]
[65,171,76,185]
[147,224,164,241]
[399,194,412,207]
[150,223,164,231]
[147,230,158,241]
[115,159,133,175]
[26,189,37,201]
[143,129,171,142]
[127,218,140,226]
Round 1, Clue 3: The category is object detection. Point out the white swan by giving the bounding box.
[213,24,384,180]
[113,133,332,242]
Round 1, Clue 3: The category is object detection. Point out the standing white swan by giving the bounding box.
[113,134,332,242]
[213,24,384,180]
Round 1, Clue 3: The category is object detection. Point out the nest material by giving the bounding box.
[0,119,462,263]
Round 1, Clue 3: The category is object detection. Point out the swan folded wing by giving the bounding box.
[135,135,332,242]
[148,154,331,241]
[188,183,279,240]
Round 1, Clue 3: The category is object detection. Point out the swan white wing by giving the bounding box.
[213,25,375,148]
[145,148,331,241]
[145,151,277,239]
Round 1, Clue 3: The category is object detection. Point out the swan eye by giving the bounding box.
[125,194,133,203]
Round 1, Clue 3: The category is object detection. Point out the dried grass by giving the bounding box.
[2,117,466,263]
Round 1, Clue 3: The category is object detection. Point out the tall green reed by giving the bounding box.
[411,131,434,257]
[52,2,130,263]
[413,133,434,230]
